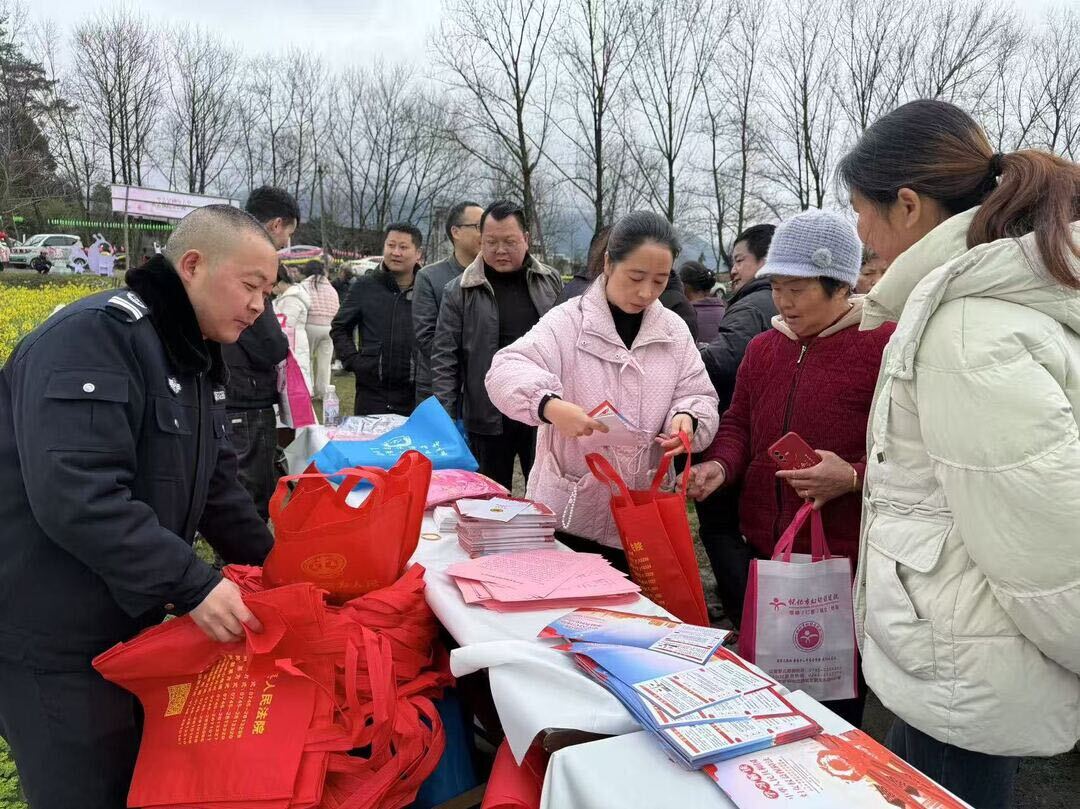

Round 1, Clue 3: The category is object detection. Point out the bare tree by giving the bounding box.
[835,0,919,132]
[71,6,163,186]
[35,18,101,211]
[552,0,639,237]
[1021,7,1080,160]
[284,51,325,208]
[242,55,296,188]
[328,67,375,229]
[699,0,770,264]
[761,0,837,210]
[622,0,729,224]
[437,0,562,253]
[909,0,1015,103]
[166,27,239,194]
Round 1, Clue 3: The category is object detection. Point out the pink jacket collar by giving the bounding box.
[579,274,679,351]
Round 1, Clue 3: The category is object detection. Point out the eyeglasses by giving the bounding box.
[455,223,481,231]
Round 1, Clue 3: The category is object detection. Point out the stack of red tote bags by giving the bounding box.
[94,565,451,809]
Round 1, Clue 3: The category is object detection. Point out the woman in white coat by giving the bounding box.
[839,99,1080,808]
[272,266,313,394]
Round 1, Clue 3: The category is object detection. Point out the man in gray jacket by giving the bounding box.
[413,200,483,403]
[431,201,562,489]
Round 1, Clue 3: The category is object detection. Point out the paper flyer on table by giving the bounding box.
[455,497,532,522]
[568,649,818,769]
[640,684,798,729]
[633,660,775,718]
[539,608,732,663]
[662,711,819,763]
[706,692,974,808]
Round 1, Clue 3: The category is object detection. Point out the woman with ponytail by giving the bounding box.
[841,99,1080,808]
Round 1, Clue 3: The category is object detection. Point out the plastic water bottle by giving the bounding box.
[323,385,340,427]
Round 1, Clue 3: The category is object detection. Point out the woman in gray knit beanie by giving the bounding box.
[683,206,895,728]
[754,208,862,339]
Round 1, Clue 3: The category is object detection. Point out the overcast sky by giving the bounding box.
[33,0,1076,70]
[35,0,445,67]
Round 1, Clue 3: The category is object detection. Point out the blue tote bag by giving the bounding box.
[311,396,478,475]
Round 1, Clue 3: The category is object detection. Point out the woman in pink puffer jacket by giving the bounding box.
[485,212,719,561]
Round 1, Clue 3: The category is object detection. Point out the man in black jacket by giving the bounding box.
[698,223,777,627]
[0,205,277,808]
[413,200,483,403]
[221,186,298,519]
[331,223,423,416]
[431,201,563,488]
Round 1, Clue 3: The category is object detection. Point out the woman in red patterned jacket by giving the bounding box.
[685,209,894,725]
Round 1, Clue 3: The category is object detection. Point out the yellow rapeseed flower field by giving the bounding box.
[0,280,113,364]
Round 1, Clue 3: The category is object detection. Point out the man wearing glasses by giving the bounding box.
[431,201,562,489]
[413,200,483,403]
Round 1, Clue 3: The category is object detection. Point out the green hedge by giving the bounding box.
[0,271,124,290]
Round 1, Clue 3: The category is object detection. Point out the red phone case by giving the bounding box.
[769,432,822,471]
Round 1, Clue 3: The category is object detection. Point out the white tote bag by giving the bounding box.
[738,502,857,702]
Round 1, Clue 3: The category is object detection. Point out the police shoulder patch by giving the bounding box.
[105,291,150,323]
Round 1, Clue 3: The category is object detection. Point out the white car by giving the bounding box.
[8,234,83,270]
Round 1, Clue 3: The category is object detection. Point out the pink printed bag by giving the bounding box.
[738,502,857,701]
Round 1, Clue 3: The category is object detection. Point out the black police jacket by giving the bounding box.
[330,264,417,417]
[0,255,273,668]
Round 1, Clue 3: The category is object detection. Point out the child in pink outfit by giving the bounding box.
[485,212,719,557]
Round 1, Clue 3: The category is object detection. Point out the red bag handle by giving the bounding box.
[584,452,633,501]
[648,431,691,497]
[268,466,389,524]
[587,431,691,500]
[772,502,832,562]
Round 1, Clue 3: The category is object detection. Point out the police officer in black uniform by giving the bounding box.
[0,205,280,808]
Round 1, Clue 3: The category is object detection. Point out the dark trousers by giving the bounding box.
[824,667,868,730]
[468,417,536,492]
[227,406,279,521]
[0,660,142,809]
[694,484,755,627]
[886,718,1020,809]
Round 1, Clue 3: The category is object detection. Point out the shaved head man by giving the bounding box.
[0,207,276,808]
[164,205,280,343]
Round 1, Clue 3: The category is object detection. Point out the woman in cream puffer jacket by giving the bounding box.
[840,100,1080,809]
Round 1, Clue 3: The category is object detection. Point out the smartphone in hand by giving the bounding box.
[768,432,822,471]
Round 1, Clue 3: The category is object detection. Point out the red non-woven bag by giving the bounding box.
[480,741,547,809]
[585,434,710,626]
[93,584,328,808]
[264,451,431,602]
[97,568,453,809]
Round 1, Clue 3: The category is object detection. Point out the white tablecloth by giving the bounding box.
[541,732,731,809]
[409,515,671,763]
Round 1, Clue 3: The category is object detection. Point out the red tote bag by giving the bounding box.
[281,451,431,575]
[480,741,547,809]
[585,434,709,626]
[93,584,328,809]
[265,467,412,603]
